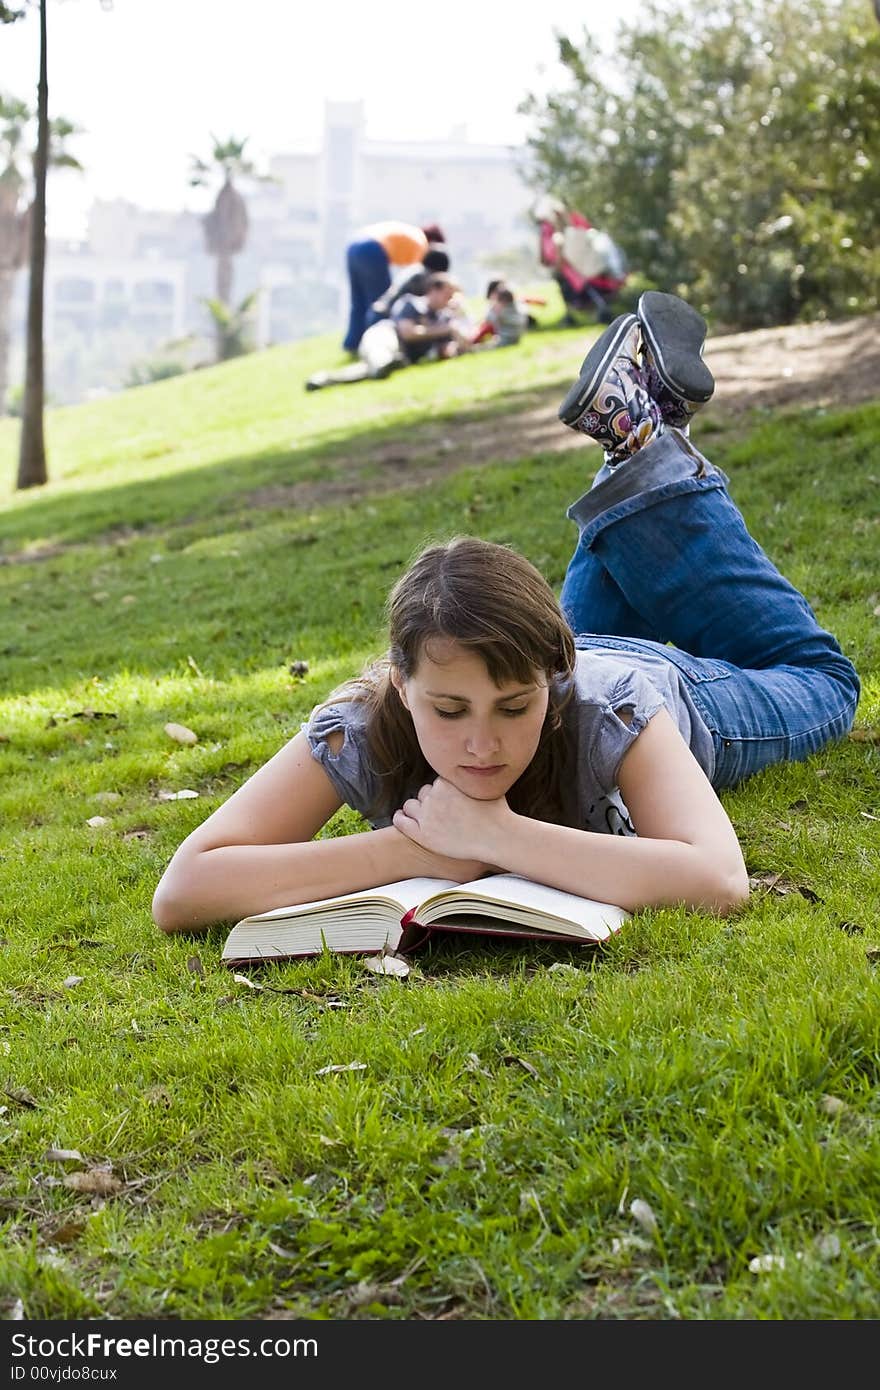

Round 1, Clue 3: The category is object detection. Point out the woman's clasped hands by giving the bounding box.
[392,776,513,867]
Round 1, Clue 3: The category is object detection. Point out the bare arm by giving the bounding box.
[152,731,494,934]
[393,710,750,915]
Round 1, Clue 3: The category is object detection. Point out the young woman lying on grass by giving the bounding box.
[152,294,860,933]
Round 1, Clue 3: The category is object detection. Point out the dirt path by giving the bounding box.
[248,311,880,513]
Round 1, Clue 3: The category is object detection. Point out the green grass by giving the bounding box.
[0,320,878,1320]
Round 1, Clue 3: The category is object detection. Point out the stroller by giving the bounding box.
[533,196,628,326]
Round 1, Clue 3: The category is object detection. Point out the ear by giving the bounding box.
[389,665,410,711]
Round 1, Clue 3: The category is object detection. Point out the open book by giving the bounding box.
[221,873,629,965]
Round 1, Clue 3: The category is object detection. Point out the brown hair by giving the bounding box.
[328,537,576,822]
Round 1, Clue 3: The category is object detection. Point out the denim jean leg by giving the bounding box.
[563,430,860,785]
[343,240,391,353]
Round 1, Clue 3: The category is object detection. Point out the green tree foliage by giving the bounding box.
[523,0,880,327]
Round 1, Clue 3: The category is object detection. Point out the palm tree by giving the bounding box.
[189,136,268,361]
[0,95,80,417]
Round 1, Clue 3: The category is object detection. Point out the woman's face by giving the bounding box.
[392,638,550,800]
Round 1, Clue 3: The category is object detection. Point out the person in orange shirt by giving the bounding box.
[343,220,446,352]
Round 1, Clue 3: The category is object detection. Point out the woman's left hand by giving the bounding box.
[392,778,512,864]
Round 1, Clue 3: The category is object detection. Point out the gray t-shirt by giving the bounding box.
[303,648,715,836]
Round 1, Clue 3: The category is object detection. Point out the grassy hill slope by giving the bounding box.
[0,321,878,1320]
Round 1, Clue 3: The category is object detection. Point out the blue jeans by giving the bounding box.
[560,430,860,789]
[343,239,391,353]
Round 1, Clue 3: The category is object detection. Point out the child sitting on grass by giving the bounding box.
[154,293,859,934]
[470,280,534,349]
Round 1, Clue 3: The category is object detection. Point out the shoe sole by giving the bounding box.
[558,313,639,425]
[638,291,714,403]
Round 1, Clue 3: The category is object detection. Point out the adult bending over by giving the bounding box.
[306,273,470,391]
[154,295,859,932]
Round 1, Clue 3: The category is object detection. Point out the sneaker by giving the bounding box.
[305,372,329,391]
[558,313,663,463]
[637,291,714,429]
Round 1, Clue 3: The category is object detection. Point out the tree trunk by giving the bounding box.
[216,251,233,306]
[16,0,48,489]
[0,270,14,414]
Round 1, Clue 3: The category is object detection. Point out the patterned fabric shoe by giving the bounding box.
[558,313,663,464]
[637,291,715,429]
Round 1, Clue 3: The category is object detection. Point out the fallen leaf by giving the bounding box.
[820,1094,847,1116]
[186,955,205,978]
[547,961,580,975]
[43,1148,84,1163]
[347,1280,404,1309]
[4,1087,38,1109]
[93,791,122,804]
[629,1198,659,1235]
[143,1085,171,1108]
[866,947,880,963]
[122,828,151,841]
[814,1232,841,1260]
[62,976,84,989]
[315,1061,367,1076]
[848,728,880,743]
[8,1298,24,1319]
[747,872,820,902]
[837,920,864,935]
[749,1253,785,1273]
[748,1252,803,1274]
[62,1169,124,1196]
[164,722,198,745]
[232,972,266,992]
[502,1054,540,1079]
[463,1052,492,1078]
[363,952,410,977]
[49,1220,85,1245]
[157,788,199,800]
[267,1240,299,1260]
[610,1234,651,1255]
[85,816,108,828]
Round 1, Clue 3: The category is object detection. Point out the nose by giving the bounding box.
[465,721,501,759]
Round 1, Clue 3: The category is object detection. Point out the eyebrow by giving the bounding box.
[424,686,538,703]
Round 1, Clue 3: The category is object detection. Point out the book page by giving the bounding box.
[238,877,458,925]
[418,873,628,940]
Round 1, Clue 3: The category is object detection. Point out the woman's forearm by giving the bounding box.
[488,815,749,915]
[152,828,490,933]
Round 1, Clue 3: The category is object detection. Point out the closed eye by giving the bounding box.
[433,705,530,719]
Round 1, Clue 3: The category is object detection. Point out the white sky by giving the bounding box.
[3,0,635,238]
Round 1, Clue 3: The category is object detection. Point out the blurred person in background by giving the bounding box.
[533,195,627,326]
[309,272,470,390]
[343,220,448,352]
